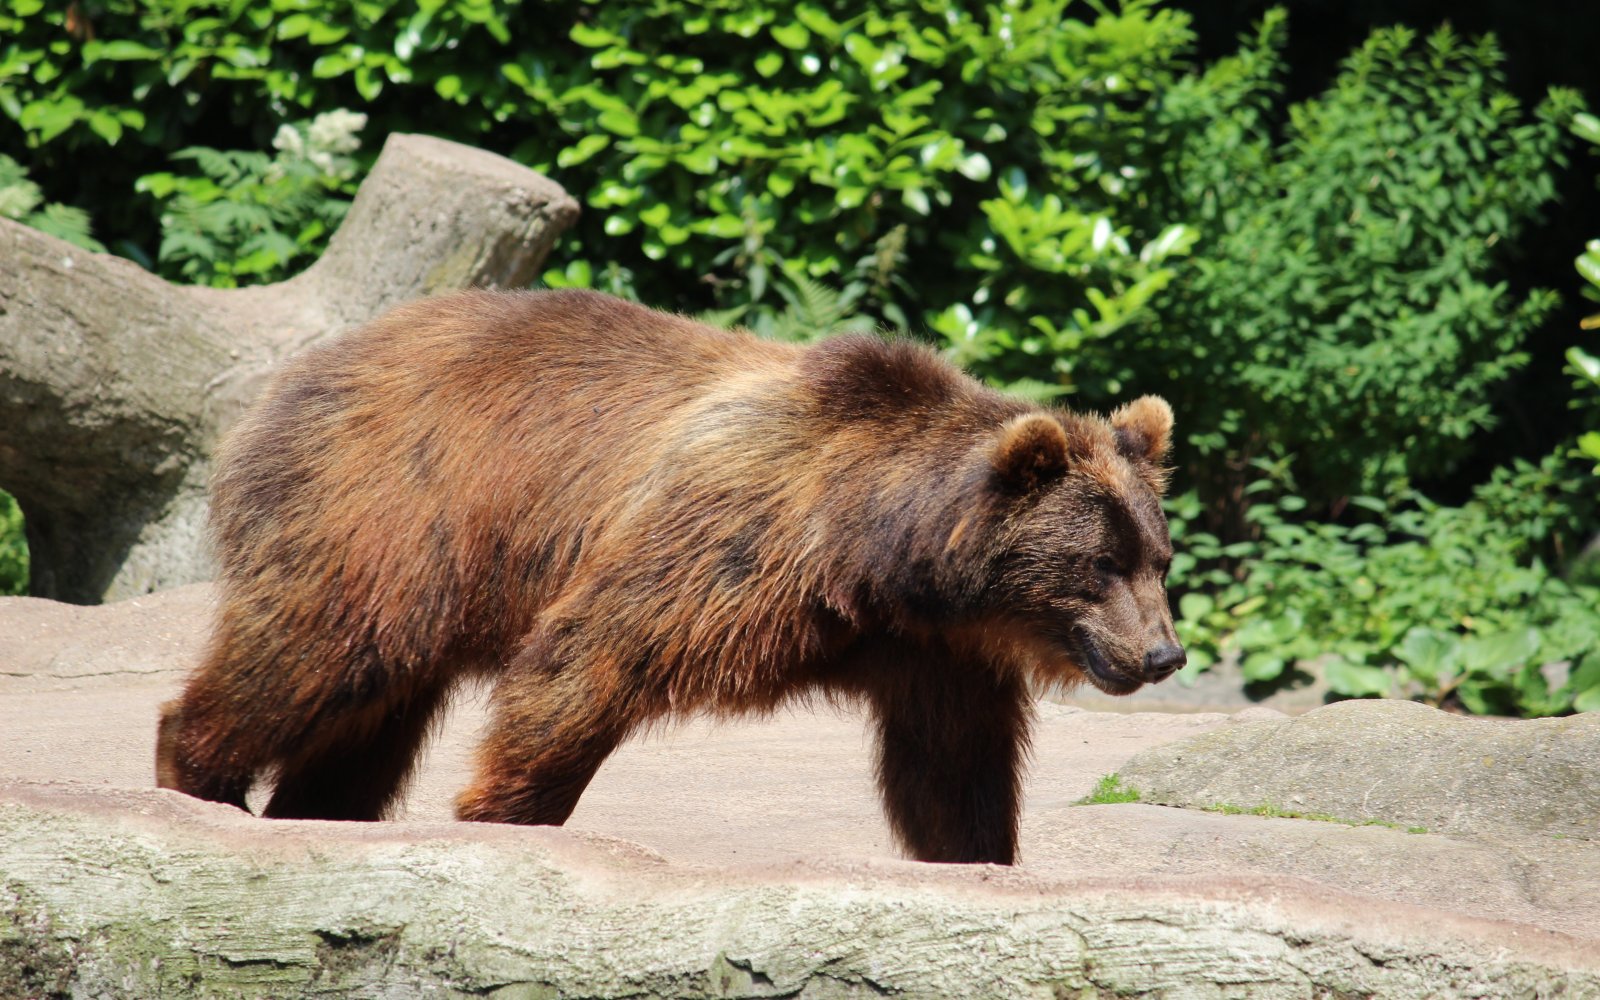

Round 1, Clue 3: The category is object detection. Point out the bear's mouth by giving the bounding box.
[1066,629,1144,696]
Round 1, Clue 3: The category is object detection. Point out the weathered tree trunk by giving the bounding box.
[0,133,579,603]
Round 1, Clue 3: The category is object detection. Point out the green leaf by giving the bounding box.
[1460,628,1540,679]
[570,24,617,48]
[755,51,783,78]
[1178,592,1214,622]
[394,8,432,61]
[596,108,639,137]
[1568,347,1600,387]
[1139,223,1199,264]
[771,23,810,50]
[134,172,177,198]
[353,65,382,101]
[1573,111,1600,146]
[1575,684,1600,714]
[677,144,717,174]
[767,169,796,197]
[701,214,744,239]
[1323,655,1392,697]
[638,202,671,228]
[85,40,163,62]
[1392,626,1459,686]
[1241,651,1286,683]
[277,13,317,40]
[21,95,85,143]
[1575,432,1600,466]
[1578,249,1600,290]
[957,152,991,182]
[86,111,122,145]
[556,134,609,168]
[312,49,362,79]
[794,4,843,41]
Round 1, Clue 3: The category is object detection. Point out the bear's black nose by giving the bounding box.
[1143,643,1187,681]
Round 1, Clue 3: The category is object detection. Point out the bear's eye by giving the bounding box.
[1093,556,1121,577]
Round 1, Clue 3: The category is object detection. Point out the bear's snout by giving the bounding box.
[1142,643,1187,682]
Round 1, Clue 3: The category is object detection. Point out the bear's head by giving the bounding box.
[979,396,1185,695]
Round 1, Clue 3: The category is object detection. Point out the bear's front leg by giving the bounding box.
[866,664,1033,864]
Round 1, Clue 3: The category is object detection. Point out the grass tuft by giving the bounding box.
[1076,774,1142,806]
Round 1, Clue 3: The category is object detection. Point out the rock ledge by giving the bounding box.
[2,780,1595,999]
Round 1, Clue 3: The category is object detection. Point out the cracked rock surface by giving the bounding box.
[2,587,1597,997]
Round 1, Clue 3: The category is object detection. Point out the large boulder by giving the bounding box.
[1117,698,1600,843]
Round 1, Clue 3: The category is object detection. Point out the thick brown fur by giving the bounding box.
[156,289,1183,864]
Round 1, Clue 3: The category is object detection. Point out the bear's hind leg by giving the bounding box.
[455,646,634,827]
[867,664,1032,865]
[263,682,449,820]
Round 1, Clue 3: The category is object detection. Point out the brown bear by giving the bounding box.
[156,288,1183,865]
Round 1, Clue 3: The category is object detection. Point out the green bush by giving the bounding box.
[1113,21,1580,505]
[0,491,26,597]
[448,0,1213,384]
[0,0,519,263]
[0,0,1214,358]
[136,109,366,286]
[0,152,101,250]
[1572,111,1600,474]
[12,4,1570,433]
[1168,454,1600,716]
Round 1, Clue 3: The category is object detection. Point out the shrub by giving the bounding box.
[135,109,366,286]
[0,152,101,250]
[1111,22,1582,506]
[513,0,1213,391]
[0,491,25,597]
[1,0,1214,368]
[0,0,518,260]
[1168,456,1600,716]
[1571,110,1600,474]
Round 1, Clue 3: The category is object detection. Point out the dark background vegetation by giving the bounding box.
[2,0,1597,716]
[1180,0,1600,495]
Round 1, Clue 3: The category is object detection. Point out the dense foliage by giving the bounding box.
[1572,111,1600,475]
[1130,21,1577,502]
[0,151,101,249]
[1168,456,1600,715]
[0,491,25,596]
[2,0,1211,383]
[136,109,366,286]
[2,0,1596,715]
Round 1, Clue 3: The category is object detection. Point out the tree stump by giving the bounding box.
[0,134,580,603]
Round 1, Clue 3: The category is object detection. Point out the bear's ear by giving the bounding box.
[991,413,1072,491]
[1111,395,1174,466]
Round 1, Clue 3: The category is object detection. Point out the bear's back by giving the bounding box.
[206,290,821,658]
